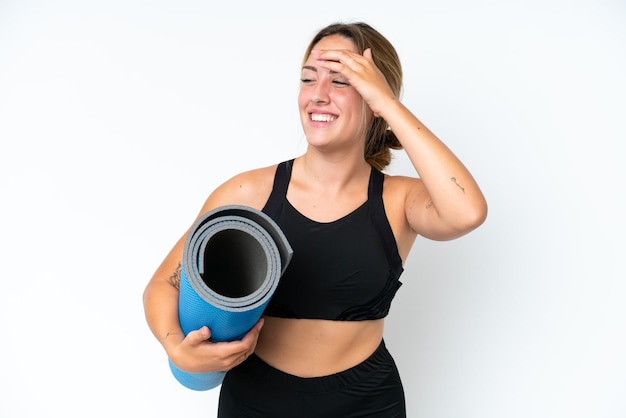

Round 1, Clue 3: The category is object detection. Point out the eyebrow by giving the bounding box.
[302,65,339,75]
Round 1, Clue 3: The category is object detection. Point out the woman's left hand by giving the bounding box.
[312,48,395,117]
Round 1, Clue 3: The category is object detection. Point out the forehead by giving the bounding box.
[315,34,357,50]
[307,34,358,61]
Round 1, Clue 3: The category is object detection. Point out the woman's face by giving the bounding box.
[298,35,370,151]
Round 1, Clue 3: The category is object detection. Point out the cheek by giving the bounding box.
[297,91,310,125]
[335,88,362,108]
[337,94,366,120]
[297,90,307,108]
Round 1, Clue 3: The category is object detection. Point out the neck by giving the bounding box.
[297,151,371,193]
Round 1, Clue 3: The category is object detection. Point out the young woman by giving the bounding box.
[143,21,487,417]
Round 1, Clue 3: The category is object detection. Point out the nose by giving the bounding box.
[311,81,330,105]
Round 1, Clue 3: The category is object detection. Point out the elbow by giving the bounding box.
[142,284,151,309]
[471,199,488,227]
[444,200,488,240]
[413,196,488,241]
[460,199,488,234]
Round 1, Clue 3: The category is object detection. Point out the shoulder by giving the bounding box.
[198,163,280,214]
[227,164,279,197]
[382,173,427,203]
[381,174,427,259]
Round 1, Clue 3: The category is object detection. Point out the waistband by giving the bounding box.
[244,339,392,393]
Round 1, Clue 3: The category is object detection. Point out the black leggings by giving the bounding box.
[217,340,406,418]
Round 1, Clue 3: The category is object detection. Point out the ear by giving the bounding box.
[363,48,373,60]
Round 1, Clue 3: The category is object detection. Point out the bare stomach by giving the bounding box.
[254,316,385,377]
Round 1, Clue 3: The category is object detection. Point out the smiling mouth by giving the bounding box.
[310,113,336,122]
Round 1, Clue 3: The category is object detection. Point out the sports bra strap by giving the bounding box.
[262,159,293,218]
[368,168,404,278]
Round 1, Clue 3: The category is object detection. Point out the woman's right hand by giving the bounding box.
[167,319,264,373]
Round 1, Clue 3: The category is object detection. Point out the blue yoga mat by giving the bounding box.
[168,205,293,391]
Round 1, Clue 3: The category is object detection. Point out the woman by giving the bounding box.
[143,22,487,417]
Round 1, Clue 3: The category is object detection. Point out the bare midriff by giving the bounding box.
[254,316,385,377]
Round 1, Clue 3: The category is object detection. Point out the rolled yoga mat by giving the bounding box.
[168,204,293,391]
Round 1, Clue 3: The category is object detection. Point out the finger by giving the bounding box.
[222,347,250,369]
[244,318,265,338]
[212,318,262,356]
[312,48,343,62]
[231,319,263,365]
[314,48,359,67]
[187,325,211,345]
[239,319,264,350]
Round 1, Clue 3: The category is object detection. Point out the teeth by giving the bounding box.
[311,113,335,122]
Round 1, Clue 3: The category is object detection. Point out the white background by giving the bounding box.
[1,0,625,417]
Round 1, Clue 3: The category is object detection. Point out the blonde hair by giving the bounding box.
[303,22,403,171]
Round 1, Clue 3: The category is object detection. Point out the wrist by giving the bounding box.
[162,330,184,353]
